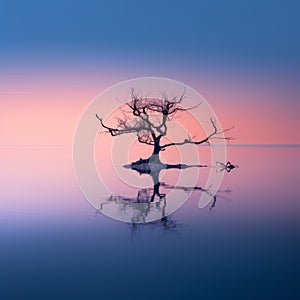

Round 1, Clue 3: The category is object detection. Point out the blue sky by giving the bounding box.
[1,0,299,146]
[1,0,299,72]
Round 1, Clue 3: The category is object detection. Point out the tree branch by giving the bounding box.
[160,117,234,149]
[96,113,150,136]
[96,89,234,153]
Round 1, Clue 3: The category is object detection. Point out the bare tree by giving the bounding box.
[95,89,236,223]
[96,88,233,164]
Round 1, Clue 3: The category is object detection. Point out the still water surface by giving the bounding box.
[0,146,299,299]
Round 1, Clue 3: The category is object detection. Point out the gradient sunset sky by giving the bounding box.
[1,0,299,146]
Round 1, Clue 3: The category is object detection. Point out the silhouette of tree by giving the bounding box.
[96,89,233,165]
[95,88,236,223]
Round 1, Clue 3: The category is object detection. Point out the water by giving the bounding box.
[0,146,299,299]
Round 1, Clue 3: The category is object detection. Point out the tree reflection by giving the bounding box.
[129,216,181,237]
[96,160,234,223]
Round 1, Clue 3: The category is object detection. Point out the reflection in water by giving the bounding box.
[129,216,182,237]
[1,147,297,299]
[96,160,235,223]
[217,161,239,173]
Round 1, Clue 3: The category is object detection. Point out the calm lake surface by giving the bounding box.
[0,146,299,299]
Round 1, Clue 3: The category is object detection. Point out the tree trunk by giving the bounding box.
[152,135,162,155]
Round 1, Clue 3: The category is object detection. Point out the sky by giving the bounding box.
[1,0,299,145]
[1,4,299,299]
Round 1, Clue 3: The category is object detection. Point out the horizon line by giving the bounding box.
[0,143,299,148]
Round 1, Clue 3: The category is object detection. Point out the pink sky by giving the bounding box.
[1,64,299,146]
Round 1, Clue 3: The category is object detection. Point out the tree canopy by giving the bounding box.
[96,89,233,156]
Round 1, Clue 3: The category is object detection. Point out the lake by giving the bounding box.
[0,145,299,299]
